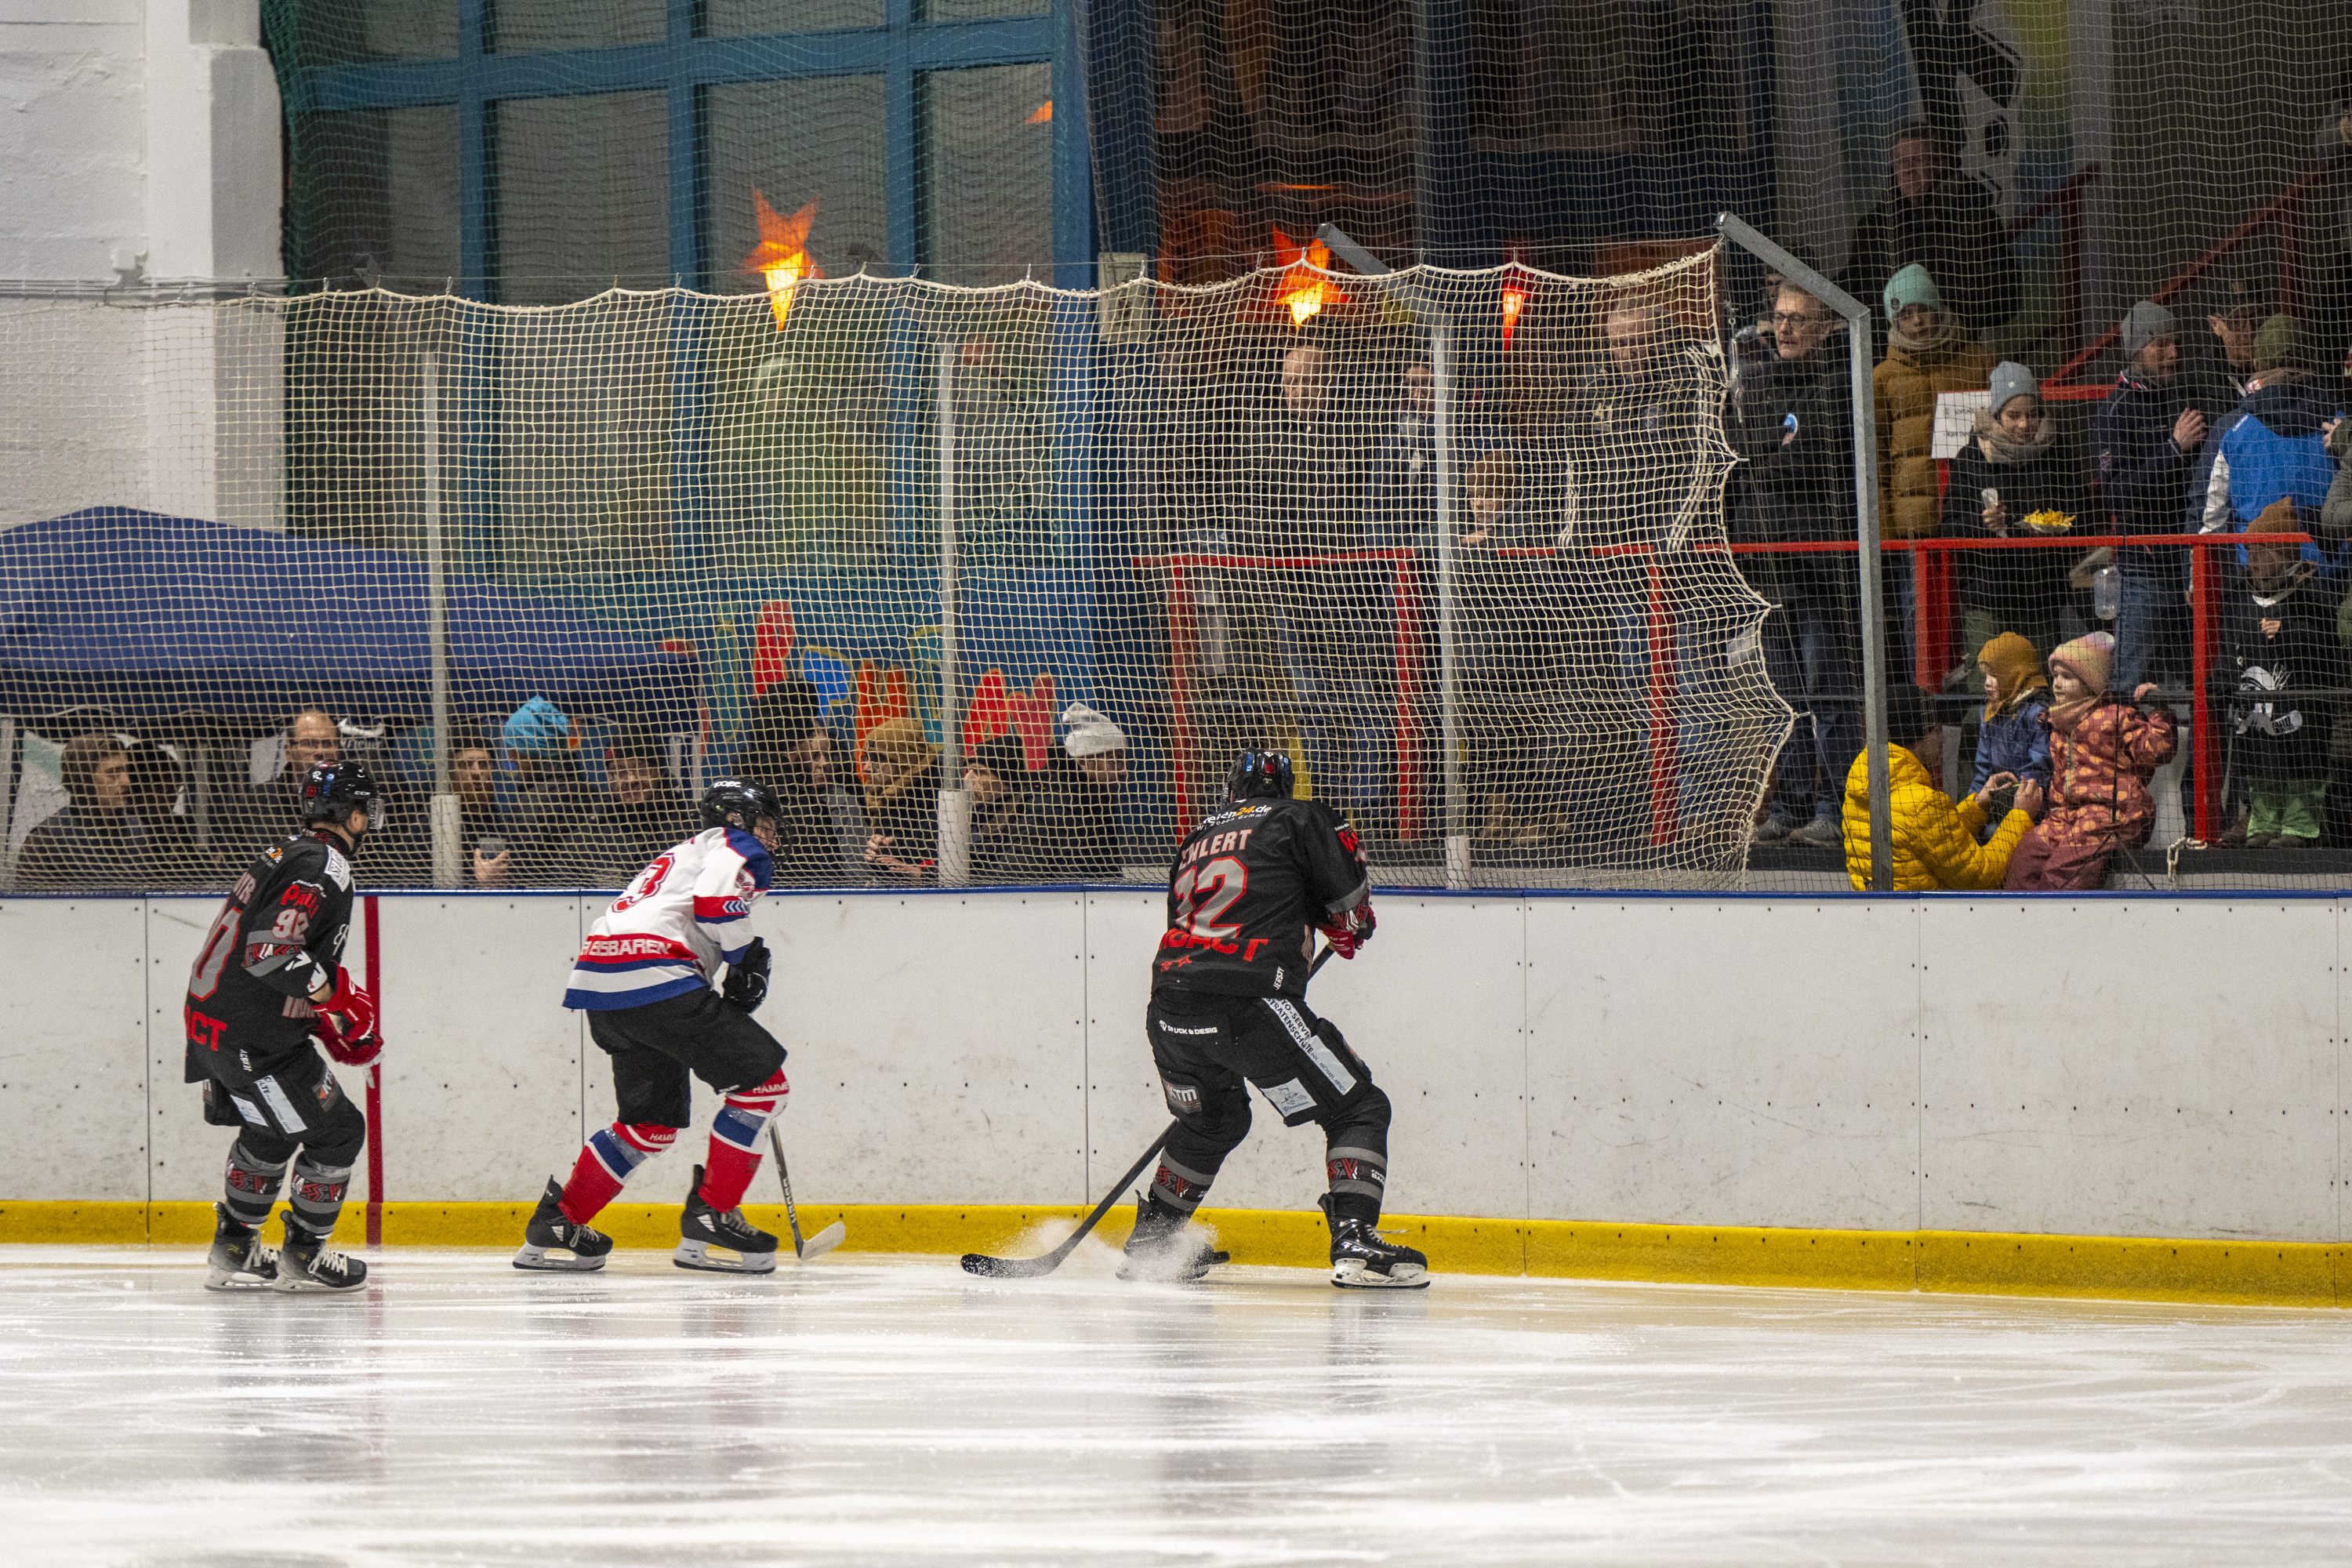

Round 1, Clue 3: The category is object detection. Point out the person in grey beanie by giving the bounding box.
[2091,301,2210,691]
[1941,361,2084,666]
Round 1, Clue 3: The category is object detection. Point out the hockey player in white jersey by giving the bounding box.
[514,779,792,1273]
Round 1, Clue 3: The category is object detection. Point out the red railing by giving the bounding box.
[1141,532,2295,851]
[2042,158,2342,397]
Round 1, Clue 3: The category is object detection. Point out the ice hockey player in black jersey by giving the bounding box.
[182,762,386,1293]
[1131,748,1428,1288]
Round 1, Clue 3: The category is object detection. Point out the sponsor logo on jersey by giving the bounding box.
[1160,1080,1203,1112]
[579,933,701,964]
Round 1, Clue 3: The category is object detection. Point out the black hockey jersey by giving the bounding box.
[1151,797,1369,1000]
[183,832,357,1083]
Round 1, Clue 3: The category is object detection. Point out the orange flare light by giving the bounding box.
[742,189,824,330]
[1027,100,1052,124]
[1500,282,1526,350]
[1270,227,1345,330]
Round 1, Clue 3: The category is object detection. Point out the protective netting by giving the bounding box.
[0,252,1785,894]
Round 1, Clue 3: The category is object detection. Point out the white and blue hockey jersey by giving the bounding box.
[562,826,775,1011]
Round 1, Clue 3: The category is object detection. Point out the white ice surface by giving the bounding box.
[1,1243,2348,1566]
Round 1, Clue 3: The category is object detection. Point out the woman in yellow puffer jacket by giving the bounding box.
[1874,264,1995,541]
[1842,684,2043,890]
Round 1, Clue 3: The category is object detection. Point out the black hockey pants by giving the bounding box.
[1143,989,1392,1221]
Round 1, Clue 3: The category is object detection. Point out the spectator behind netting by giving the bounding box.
[1726,278,1860,848]
[1840,683,2042,891]
[566,728,696,888]
[740,678,850,884]
[1057,702,1129,880]
[1555,295,1709,845]
[966,734,1054,881]
[1457,448,1548,842]
[1236,343,1389,839]
[1972,633,2053,804]
[1367,361,1439,550]
[233,706,341,860]
[1875,265,1993,673]
[2198,316,2344,573]
[2223,500,2342,848]
[502,698,597,883]
[1835,122,2021,343]
[1940,361,2083,665]
[125,740,220,888]
[15,732,146,889]
[2092,302,2208,693]
[2004,632,2178,891]
[450,725,525,887]
[861,717,941,882]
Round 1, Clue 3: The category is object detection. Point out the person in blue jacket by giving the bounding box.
[2195,315,2342,574]
[1970,632,2053,832]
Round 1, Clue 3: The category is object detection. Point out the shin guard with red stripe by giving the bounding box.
[559,1122,677,1225]
[698,1070,789,1211]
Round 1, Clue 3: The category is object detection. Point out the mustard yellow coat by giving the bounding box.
[1873,335,1995,539]
[1842,745,2032,891]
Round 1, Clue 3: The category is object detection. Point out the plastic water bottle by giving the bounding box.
[2093,564,2121,621]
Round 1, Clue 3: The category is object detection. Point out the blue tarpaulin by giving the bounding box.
[0,509,698,728]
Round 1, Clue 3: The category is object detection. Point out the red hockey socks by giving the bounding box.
[559,1122,676,1225]
[698,1070,789,1210]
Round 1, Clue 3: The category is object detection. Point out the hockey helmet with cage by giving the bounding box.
[299,760,382,841]
[699,778,783,836]
[1225,748,1294,804]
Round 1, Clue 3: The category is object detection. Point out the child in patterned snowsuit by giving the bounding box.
[2004,631,2177,890]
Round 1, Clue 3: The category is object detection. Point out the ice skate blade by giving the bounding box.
[1331,1259,1430,1290]
[673,1240,777,1275]
[793,1221,846,1261]
[271,1270,368,1294]
[513,1244,606,1272]
[202,1267,275,1292]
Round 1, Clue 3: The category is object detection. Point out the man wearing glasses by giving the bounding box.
[232,708,343,862]
[1726,285,1863,848]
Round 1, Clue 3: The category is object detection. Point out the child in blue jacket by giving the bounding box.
[1972,633,2053,822]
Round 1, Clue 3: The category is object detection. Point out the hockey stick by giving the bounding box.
[768,1123,845,1261]
[959,946,1345,1280]
[961,1120,1178,1279]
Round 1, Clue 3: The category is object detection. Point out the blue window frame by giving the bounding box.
[275,0,1094,299]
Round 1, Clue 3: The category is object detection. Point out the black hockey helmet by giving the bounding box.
[1225,747,1294,804]
[700,777,782,836]
[299,760,381,838]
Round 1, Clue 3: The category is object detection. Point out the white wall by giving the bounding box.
[1,0,280,283]
[4,892,2343,1245]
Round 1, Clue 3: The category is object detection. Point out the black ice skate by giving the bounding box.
[273,1217,370,1293]
[674,1163,779,1274]
[1116,1194,1229,1283]
[203,1203,278,1292]
[513,1177,615,1272]
[1320,1195,1429,1290]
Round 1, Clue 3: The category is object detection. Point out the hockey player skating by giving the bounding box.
[515,780,793,1274]
[182,762,386,1293]
[1127,749,1429,1289]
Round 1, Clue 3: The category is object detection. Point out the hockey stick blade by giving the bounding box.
[768,1123,842,1263]
[960,1120,1177,1279]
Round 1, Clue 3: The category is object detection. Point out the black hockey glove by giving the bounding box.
[723,938,772,1014]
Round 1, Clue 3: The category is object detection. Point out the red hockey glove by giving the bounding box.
[318,967,383,1064]
[1318,895,1377,960]
[311,1010,381,1068]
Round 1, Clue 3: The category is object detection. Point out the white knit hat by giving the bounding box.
[1061,702,1127,758]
